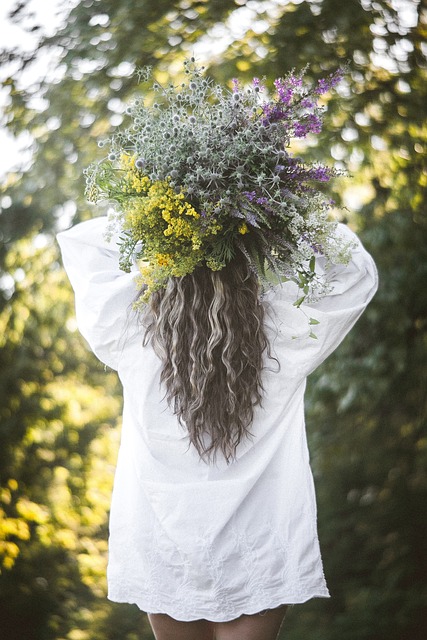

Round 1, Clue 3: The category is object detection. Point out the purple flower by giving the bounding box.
[243,191,256,202]
[261,103,289,125]
[316,68,344,95]
[294,114,322,137]
[243,191,273,213]
[244,192,269,206]
[301,233,324,255]
[274,78,293,106]
[307,165,332,182]
[279,73,303,90]
[308,114,323,133]
[301,232,324,253]
[252,77,265,92]
[301,97,317,109]
[294,122,309,137]
[256,196,269,206]
[280,161,333,185]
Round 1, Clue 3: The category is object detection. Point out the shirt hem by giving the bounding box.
[107,587,331,622]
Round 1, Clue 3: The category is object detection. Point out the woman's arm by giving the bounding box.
[57,217,139,370]
[271,223,378,376]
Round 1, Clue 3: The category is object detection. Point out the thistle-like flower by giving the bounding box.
[85,59,351,303]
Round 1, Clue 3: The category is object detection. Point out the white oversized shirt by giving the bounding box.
[57,217,378,622]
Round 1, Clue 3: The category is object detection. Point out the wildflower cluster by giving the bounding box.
[85,59,351,301]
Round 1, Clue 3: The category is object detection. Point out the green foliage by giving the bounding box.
[1,1,426,639]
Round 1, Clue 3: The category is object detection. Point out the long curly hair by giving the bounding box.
[141,257,272,462]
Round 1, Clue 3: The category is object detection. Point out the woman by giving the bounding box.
[58,214,377,640]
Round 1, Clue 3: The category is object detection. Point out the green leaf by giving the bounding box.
[293,296,305,308]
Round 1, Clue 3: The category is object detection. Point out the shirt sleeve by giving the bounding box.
[269,223,378,377]
[57,216,140,371]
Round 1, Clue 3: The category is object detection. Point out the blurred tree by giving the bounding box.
[0,236,153,639]
[0,1,425,639]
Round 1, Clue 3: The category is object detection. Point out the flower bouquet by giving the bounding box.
[85,59,352,303]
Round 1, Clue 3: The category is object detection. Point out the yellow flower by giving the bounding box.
[118,170,226,296]
[120,153,135,169]
[155,253,173,267]
[238,222,249,235]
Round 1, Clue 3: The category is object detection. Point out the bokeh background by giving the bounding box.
[0,1,426,639]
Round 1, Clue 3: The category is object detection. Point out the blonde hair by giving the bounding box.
[141,258,271,462]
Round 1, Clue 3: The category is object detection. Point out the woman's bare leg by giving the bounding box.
[214,605,288,640]
[147,613,214,640]
[147,605,287,640]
